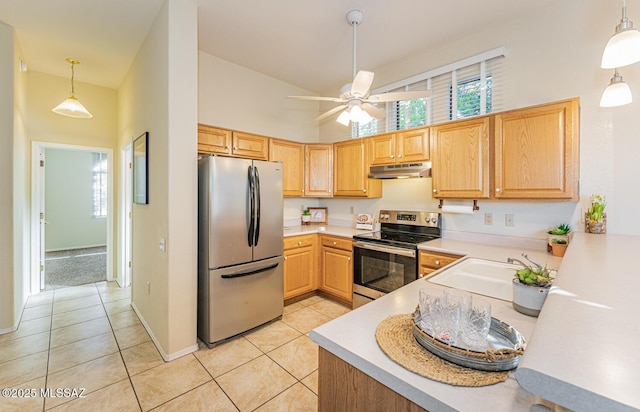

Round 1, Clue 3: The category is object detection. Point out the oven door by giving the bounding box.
[353,240,417,295]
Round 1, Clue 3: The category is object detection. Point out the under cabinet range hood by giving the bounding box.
[368,162,431,179]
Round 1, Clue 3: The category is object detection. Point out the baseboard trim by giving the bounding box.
[130,302,198,362]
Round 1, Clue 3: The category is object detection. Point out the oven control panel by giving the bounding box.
[378,210,440,227]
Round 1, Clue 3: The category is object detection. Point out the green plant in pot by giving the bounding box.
[551,238,568,257]
[301,209,311,225]
[547,223,572,252]
[512,263,555,317]
[586,194,607,234]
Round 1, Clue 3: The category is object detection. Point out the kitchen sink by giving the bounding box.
[427,257,519,301]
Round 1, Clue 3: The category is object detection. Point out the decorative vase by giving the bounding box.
[585,212,607,234]
[301,214,311,225]
[551,242,568,257]
[512,279,550,317]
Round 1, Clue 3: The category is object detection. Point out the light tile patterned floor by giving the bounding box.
[0,283,350,411]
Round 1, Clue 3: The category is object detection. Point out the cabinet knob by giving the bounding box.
[362,189,367,193]
[495,188,501,193]
[298,241,302,245]
[390,155,395,159]
[333,241,337,245]
[225,146,229,149]
[233,146,237,150]
[418,273,425,278]
[398,154,403,158]
[348,257,351,261]
[435,260,441,266]
[284,256,288,260]
[433,189,437,193]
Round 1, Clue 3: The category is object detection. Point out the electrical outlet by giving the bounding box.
[505,214,514,226]
[484,213,493,225]
[350,205,355,214]
[146,281,151,295]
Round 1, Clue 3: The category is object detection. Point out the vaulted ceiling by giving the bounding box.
[1,0,557,93]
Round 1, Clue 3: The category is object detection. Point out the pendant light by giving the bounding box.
[52,58,93,119]
[600,69,633,107]
[601,0,640,69]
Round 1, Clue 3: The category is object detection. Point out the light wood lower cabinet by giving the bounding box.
[418,250,463,278]
[318,348,427,412]
[283,235,317,299]
[319,235,353,304]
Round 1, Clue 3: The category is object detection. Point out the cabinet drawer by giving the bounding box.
[320,235,352,251]
[419,251,462,269]
[284,234,316,250]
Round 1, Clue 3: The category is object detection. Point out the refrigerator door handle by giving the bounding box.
[220,262,279,279]
[254,166,261,246]
[247,166,255,247]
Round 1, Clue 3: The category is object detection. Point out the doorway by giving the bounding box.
[31,142,114,293]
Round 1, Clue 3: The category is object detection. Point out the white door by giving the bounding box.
[38,148,46,290]
[119,145,133,287]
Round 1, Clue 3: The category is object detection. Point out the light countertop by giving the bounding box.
[283,224,371,238]
[309,231,640,411]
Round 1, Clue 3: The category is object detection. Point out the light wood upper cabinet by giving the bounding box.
[431,116,491,199]
[305,144,333,197]
[333,139,382,198]
[369,128,430,166]
[270,139,304,197]
[493,98,579,200]
[283,235,317,300]
[198,125,232,155]
[232,132,269,160]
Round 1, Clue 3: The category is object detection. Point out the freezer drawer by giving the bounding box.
[198,256,284,346]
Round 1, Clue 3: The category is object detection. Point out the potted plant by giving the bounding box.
[547,223,572,252]
[586,194,607,234]
[512,263,555,317]
[301,209,311,225]
[551,238,568,257]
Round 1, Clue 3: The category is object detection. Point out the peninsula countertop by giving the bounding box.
[309,232,640,411]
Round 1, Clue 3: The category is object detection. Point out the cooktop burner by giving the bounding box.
[353,210,442,248]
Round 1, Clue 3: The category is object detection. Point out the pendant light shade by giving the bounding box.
[600,69,633,107]
[52,58,93,119]
[601,0,640,69]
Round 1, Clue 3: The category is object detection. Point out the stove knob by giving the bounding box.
[431,218,437,223]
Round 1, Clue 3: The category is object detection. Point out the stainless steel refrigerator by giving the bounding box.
[197,155,284,347]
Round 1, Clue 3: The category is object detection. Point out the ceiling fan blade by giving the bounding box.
[314,104,348,122]
[287,95,345,103]
[366,90,432,103]
[362,103,385,119]
[351,70,375,97]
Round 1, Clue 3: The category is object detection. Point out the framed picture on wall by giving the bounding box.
[133,132,149,204]
[308,207,328,224]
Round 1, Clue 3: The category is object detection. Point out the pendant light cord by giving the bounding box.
[70,62,76,97]
[352,17,358,79]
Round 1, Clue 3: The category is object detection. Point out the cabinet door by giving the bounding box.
[232,132,269,160]
[368,133,396,166]
[494,98,579,199]
[333,139,382,198]
[305,144,333,197]
[284,245,316,299]
[198,125,231,155]
[397,128,430,163]
[270,139,304,197]
[431,116,490,199]
[320,246,353,302]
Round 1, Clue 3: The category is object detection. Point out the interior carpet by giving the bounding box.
[44,246,106,290]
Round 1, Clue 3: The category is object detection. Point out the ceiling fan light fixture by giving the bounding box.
[336,110,351,126]
[52,58,93,119]
[601,0,640,68]
[600,69,632,107]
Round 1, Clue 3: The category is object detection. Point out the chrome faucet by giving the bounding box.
[521,252,542,269]
[507,257,528,268]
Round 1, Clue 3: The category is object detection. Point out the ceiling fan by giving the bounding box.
[288,9,432,126]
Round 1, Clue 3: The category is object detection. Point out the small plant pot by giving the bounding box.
[551,242,568,257]
[512,279,550,317]
[547,234,570,252]
[585,212,607,234]
[301,215,311,225]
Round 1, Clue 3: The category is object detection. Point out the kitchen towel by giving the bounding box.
[441,204,475,214]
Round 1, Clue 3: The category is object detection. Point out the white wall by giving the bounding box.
[317,0,640,238]
[44,149,107,251]
[199,52,320,142]
[118,0,198,359]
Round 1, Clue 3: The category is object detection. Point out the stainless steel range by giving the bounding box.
[352,210,442,308]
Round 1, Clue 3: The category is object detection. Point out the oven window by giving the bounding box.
[354,247,417,293]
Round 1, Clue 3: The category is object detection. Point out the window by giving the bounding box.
[92,152,107,218]
[354,48,504,138]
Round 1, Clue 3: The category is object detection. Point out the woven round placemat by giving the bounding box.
[375,314,509,387]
